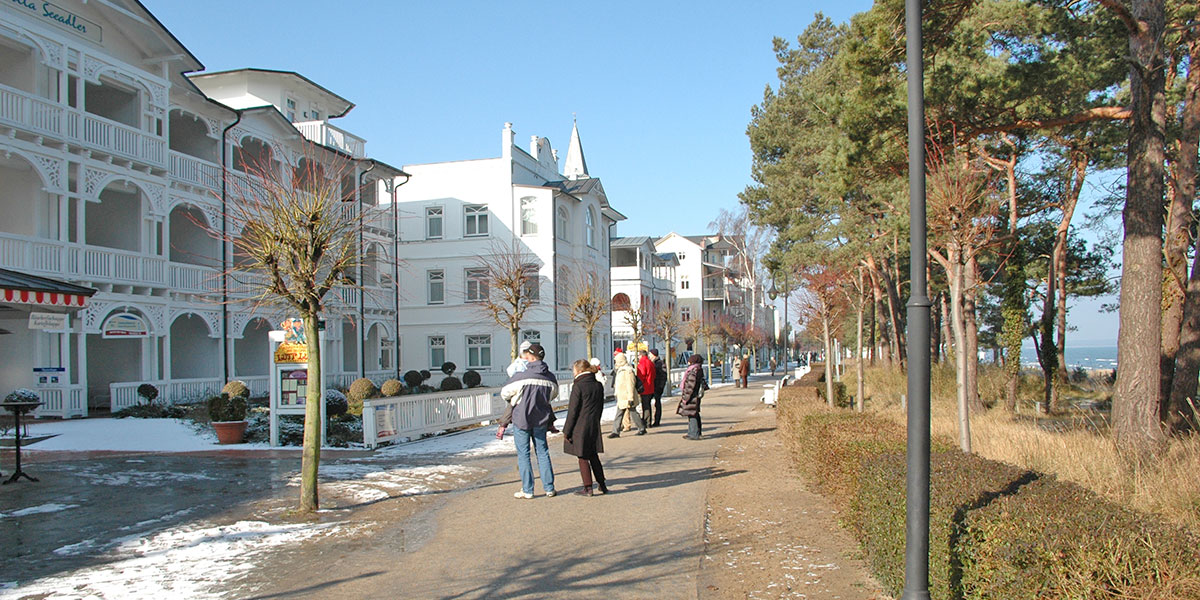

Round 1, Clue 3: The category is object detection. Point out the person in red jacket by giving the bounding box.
[636,350,656,428]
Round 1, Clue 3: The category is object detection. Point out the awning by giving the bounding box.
[0,268,96,310]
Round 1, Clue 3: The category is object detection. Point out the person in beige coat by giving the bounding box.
[608,352,646,438]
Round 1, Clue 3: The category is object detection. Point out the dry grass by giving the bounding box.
[860,363,1200,534]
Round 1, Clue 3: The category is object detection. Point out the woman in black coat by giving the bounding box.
[677,354,707,440]
[563,359,608,496]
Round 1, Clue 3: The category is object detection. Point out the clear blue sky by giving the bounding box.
[144,0,1118,348]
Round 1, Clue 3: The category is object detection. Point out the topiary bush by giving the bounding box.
[463,370,482,388]
[403,370,423,389]
[815,378,850,408]
[324,389,348,417]
[221,380,250,399]
[346,378,378,416]
[441,361,457,376]
[440,376,463,391]
[207,393,247,422]
[419,369,432,383]
[136,383,159,404]
[381,378,404,397]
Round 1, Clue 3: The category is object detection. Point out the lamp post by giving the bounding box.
[902,0,932,596]
[767,272,790,373]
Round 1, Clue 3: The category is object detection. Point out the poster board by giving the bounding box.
[268,326,326,447]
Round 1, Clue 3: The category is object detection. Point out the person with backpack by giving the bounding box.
[608,352,646,438]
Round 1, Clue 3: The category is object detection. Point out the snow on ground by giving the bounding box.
[0,520,358,600]
[288,463,486,504]
[19,418,264,452]
[0,503,79,519]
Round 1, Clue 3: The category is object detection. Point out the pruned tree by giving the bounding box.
[472,239,540,360]
[651,307,682,372]
[559,269,607,360]
[711,207,771,366]
[794,267,848,407]
[220,145,365,513]
[623,308,645,352]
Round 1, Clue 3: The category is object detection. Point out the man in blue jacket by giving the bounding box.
[500,343,558,499]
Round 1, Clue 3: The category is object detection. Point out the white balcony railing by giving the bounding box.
[294,120,365,158]
[0,82,64,136]
[170,151,222,189]
[170,262,220,294]
[76,245,166,285]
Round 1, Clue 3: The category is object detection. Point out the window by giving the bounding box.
[465,204,489,237]
[429,336,446,368]
[557,207,569,240]
[677,252,686,262]
[522,330,541,344]
[585,208,596,248]
[465,268,489,302]
[467,334,492,368]
[522,264,540,303]
[557,333,570,370]
[426,206,443,239]
[427,270,445,304]
[681,307,692,322]
[680,275,690,290]
[520,196,538,236]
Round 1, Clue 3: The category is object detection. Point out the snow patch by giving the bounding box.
[0,503,79,519]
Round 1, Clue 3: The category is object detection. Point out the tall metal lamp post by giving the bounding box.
[767,272,790,373]
[902,0,932,596]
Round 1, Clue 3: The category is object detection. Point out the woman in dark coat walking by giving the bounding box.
[677,354,708,440]
[563,359,608,496]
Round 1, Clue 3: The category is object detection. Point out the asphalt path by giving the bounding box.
[268,377,772,600]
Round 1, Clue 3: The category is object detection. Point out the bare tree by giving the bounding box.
[472,239,540,361]
[623,308,646,351]
[220,146,365,512]
[794,267,848,407]
[711,207,771,366]
[559,269,607,360]
[651,306,682,374]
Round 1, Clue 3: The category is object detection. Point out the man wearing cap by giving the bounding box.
[501,343,558,499]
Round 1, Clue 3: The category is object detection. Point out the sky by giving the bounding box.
[142,0,1118,348]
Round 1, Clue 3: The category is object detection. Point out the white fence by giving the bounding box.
[109,377,223,411]
[34,386,86,418]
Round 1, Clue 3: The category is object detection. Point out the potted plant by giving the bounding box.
[208,393,248,444]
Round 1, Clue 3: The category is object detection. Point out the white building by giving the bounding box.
[609,236,678,357]
[393,122,625,385]
[0,0,405,415]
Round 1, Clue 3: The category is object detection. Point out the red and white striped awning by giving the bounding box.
[1,287,91,308]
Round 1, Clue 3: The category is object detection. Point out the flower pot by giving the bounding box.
[212,420,248,444]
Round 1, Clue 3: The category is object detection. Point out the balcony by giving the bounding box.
[0,82,166,167]
[702,284,725,301]
[294,120,365,158]
[0,232,167,287]
[170,151,222,189]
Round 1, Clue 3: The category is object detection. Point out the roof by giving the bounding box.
[189,69,355,118]
[544,178,604,197]
[611,236,654,248]
[0,269,96,296]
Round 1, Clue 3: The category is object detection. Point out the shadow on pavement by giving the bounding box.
[242,571,386,599]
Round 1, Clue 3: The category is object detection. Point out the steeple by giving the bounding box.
[563,116,589,180]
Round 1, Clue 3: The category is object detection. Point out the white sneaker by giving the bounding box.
[546,490,557,497]
[514,491,534,499]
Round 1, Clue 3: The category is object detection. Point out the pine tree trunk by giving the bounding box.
[949,250,971,453]
[1041,254,1057,415]
[1166,31,1200,432]
[856,289,865,412]
[299,312,323,512]
[1055,153,1085,397]
[965,255,983,411]
[823,309,835,407]
[1114,0,1168,456]
[941,293,953,366]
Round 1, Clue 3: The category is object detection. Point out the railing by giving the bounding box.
[0,82,64,136]
[170,262,219,293]
[70,111,166,167]
[363,387,504,449]
[0,233,65,274]
[702,285,725,300]
[328,372,358,390]
[240,376,269,398]
[169,151,222,189]
[77,245,166,285]
[0,232,176,288]
[294,121,366,158]
[109,377,223,411]
[34,386,86,419]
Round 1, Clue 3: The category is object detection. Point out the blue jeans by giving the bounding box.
[513,426,555,495]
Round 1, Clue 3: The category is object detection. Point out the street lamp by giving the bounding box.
[767,272,790,373]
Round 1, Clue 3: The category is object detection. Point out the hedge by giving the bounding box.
[776,368,1200,600]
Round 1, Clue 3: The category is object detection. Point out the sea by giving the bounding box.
[1013,344,1118,371]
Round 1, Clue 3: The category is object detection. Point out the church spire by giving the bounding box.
[563,116,589,180]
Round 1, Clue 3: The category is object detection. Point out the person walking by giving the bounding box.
[650,349,668,427]
[500,343,557,499]
[678,354,708,440]
[738,353,751,389]
[563,359,608,496]
[770,356,777,377]
[636,350,656,429]
[609,352,646,438]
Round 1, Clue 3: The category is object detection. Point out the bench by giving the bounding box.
[761,375,790,406]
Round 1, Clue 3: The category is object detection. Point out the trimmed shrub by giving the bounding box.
[380,379,403,397]
[221,380,250,399]
[960,478,1200,600]
[346,378,378,417]
[402,370,423,389]
[136,383,159,403]
[815,378,850,408]
[324,389,348,417]
[441,361,457,376]
[463,370,482,388]
[207,393,247,422]
[419,369,432,382]
[440,376,463,391]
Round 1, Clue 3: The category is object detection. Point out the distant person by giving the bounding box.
[738,353,750,388]
[678,354,708,440]
[770,356,777,377]
[500,343,557,499]
[563,359,608,496]
[650,349,668,427]
[636,350,657,428]
[609,352,646,438]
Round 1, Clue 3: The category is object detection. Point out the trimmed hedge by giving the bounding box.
[777,367,1200,600]
[380,379,404,397]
